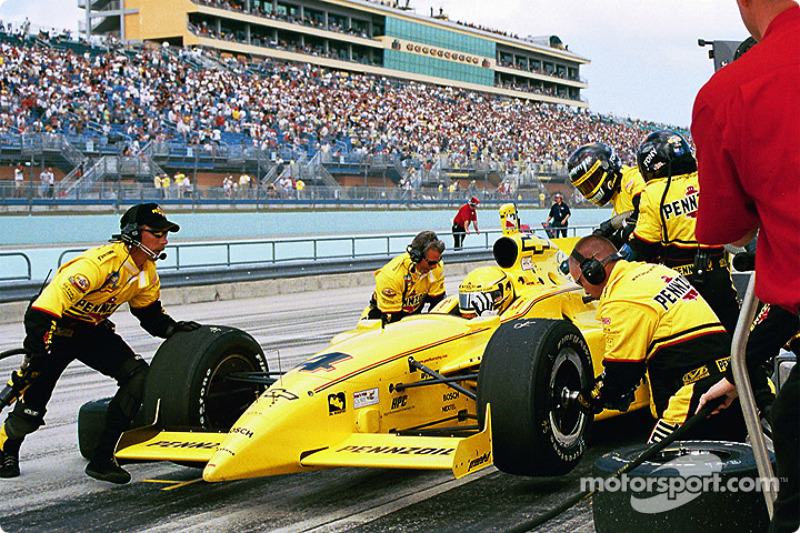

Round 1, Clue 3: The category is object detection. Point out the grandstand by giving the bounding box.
[0,8,681,206]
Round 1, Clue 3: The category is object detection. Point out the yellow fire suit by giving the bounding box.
[362,253,445,323]
[596,260,745,442]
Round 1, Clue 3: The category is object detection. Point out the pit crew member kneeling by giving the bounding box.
[567,235,746,443]
[0,203,201,484]
[362,231,446,325]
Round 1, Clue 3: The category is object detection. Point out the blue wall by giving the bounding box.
[0,208,609,246]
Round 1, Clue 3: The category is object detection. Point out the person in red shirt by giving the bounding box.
[452,197,480,250]
[692,2,799,531]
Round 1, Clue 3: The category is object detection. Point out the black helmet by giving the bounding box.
[567,143,622,206]
[636,130,696,182]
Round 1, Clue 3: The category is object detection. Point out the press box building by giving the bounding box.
[81,0,589,108]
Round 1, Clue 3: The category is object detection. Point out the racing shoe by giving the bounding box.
[85,456,131,484]
[0,449,20,478]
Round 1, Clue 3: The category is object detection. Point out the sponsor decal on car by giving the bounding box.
[335,445,455,456]
[145,440,220,450]
[467,452,492,472]
[230,426,254,438]
[353,388,379,409]
[390,394,408,410]
[328,392,346,415]
[298,352,353,373]
[259,388,299,406]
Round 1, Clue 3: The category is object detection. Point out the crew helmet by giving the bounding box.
[636,130,697,182]
[567,143,622,206]
[458,267,514,318]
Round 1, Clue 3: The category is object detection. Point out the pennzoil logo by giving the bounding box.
[468,452,492,472]
[146,440,220,449]
[335,445,455,456]
[328,392,346,415]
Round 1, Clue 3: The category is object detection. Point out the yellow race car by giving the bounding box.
[80,204,648,481]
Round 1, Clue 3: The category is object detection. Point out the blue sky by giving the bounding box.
[0,0,752,127]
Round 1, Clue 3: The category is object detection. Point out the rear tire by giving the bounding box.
[477,318,594,476]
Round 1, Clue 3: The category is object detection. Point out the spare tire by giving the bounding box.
[477,318,594,476]
[141,325,268,430]
[592,441,772,533]
[77,398,147,460]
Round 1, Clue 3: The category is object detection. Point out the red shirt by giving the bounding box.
[453,203,477,226]
[691,5,800,313]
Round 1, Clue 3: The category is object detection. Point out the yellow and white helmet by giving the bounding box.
[459,266,514,318]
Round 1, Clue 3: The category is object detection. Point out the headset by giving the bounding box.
[407,231,439,263]
[111,205,166,261]
[570,248,624,285]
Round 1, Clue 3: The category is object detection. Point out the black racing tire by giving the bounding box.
[477,318,594,476]
[592,441,772,533]
[141,325,268,430]
[77,398,147,460]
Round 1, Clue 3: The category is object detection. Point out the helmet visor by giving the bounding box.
[571,160,609,205]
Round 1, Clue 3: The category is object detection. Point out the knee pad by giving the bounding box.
[114,356,149,419]
[4,400,46,440]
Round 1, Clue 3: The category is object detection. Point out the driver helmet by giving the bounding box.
[567,143,622,206]
[459,267,514,318]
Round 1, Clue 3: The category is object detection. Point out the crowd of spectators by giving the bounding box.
[0,21,681,175]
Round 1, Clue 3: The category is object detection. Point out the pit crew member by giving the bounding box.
[568,235,746,443]
[692,2,800,530]
[362,230,446,325]
[629,130,739,334]
[0,203,200,484]
[452,197,480,250]
[567,142,646,250]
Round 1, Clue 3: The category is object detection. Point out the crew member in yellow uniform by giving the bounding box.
[630,130,739,334]
[568,235,746,443]
[567,142,646,249]
[0,203,200,484]
[362,230,445,324]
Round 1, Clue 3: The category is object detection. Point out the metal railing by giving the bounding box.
[0,253,32,282]
[2,225,594,285]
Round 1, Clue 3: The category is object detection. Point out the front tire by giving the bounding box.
[477,319,594,476]
[142,325,268,430]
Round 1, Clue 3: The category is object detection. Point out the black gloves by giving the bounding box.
[593,219,616,239]
[165,320,201,337]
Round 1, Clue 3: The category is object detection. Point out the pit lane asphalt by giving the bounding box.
[0,282,651,533]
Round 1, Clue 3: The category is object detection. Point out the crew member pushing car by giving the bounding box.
[568,235,746,443]
[0,203,201,484]
[362,230,445,325]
